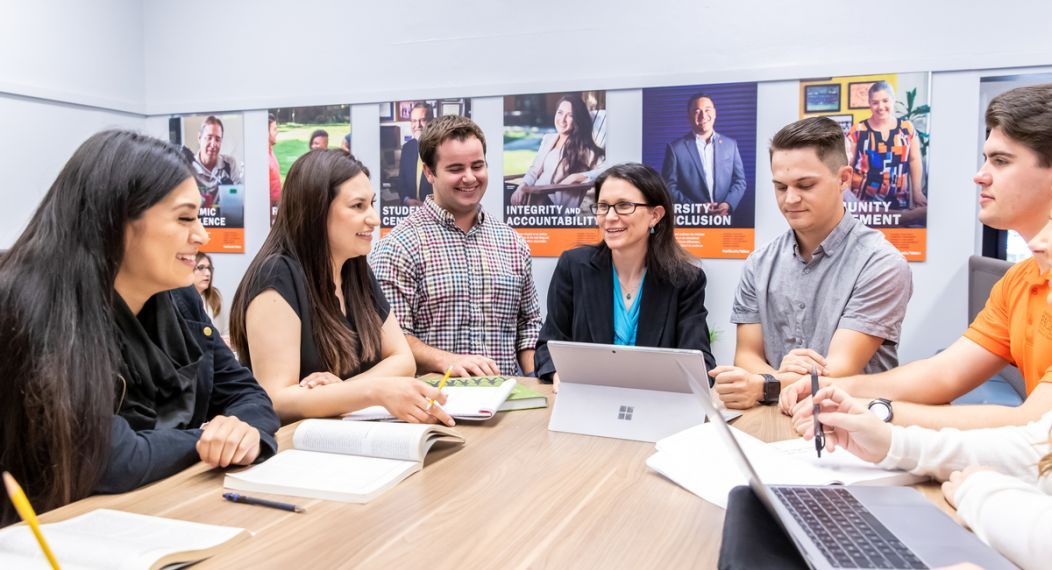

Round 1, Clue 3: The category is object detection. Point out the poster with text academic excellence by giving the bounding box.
[642,82,758,259]
[169,113,246,253]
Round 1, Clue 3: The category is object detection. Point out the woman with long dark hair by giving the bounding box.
[509,94,606,209]
[534,162,714,391]
[0,130,279,526]
[231,150,452,425]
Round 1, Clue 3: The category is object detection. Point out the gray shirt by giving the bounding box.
[730,211,911,374]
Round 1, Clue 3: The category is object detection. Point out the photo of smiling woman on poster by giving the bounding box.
[846,80,927,211]
[508,93,606,210]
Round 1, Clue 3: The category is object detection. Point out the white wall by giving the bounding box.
[140,0,1052,115]
[0,93,144,247]
[1,0,145,113]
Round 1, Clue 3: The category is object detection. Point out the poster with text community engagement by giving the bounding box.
[800,73,931,261]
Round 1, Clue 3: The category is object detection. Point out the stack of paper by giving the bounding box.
[646,423,926,508]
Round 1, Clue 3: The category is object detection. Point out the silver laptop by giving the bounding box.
[546,341,739,443]
[684,366,1017,570]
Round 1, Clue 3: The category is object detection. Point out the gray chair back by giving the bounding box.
[968,255,1026,397]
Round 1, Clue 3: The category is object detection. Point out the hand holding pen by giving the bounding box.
[812,366,823,459]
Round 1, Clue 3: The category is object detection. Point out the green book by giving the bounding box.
[421,375,548,412]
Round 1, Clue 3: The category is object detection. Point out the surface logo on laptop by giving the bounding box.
[617,405,634,421]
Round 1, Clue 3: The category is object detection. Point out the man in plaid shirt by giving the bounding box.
[371,115,542,377]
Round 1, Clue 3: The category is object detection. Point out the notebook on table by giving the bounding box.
[0,509,249,569]
[345,377,519,421]
[224,419,464,504]
[647,423,926,508]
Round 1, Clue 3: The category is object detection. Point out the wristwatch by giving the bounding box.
[868,398,894,422]
[760,374,780,405]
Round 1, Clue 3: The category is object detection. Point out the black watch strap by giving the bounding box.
[760,374,780,404]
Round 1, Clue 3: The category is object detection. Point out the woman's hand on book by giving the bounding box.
[196,415,261,468]
[371,378,455,427]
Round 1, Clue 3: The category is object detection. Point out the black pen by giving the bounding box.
[812,365,823,459]
[223,492,305,513]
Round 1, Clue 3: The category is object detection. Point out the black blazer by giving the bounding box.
[535,245,715,381]
[96,286,280,494]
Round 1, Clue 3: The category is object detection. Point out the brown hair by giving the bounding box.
[231,149,381,378]
[198,115,224,137]
[769,116,849,173]
[195,252,222,318]
[418,115,487,171]
[985,84,1052,167]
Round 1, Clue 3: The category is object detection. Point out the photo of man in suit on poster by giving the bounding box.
[661,93,747,216]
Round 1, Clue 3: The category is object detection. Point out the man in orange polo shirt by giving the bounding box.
[781,83,1052,431]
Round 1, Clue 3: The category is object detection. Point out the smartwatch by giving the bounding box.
[760,374,780,405]
[868,398,894,422]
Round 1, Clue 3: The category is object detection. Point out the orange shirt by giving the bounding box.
[963,257,1052,395]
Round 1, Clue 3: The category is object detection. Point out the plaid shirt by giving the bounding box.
[370,196,542,375]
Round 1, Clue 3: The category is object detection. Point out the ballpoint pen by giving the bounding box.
[812,366,824,459]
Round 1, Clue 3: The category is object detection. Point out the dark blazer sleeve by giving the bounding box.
[95,418,203,493]
[534,252,577,381]
[95,288,279,494]
[678,267,716,371]
[398,139,418,203]
[176,287,279,459]
[726,138,747,212]
[661,140,687,204]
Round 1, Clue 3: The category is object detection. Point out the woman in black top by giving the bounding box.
[231,150,451,425]
[0,130,279,526]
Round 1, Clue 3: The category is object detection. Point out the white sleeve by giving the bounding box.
[954,470,1052,570]
[877,411,1052,482]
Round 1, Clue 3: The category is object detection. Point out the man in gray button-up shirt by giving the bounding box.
[712,117,911,409]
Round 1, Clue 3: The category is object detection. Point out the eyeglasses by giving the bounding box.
[589,202,650,216]
[194,264,212,272]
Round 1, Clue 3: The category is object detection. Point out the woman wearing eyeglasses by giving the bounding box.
[534,162,715,391]
[193,252,228,339]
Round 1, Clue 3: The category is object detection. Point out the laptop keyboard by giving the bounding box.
[772,487,927,569]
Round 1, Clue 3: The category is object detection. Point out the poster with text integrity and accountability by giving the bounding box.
[800,73,931,261]
[642,82,757,258]
[503,91,608,257]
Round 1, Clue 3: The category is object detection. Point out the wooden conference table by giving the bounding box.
[40,378,951,569]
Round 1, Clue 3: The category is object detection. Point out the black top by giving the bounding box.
[534,245,716,381]
[97,286,279,494]
[243,255,391,379]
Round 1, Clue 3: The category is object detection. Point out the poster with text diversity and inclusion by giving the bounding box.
[642,82,758,259]
[800,72,932,262]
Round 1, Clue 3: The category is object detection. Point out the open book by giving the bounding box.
[345,377,520,421]
[646,423,926,508]
[0,509,249,570]
[224,419,464,503]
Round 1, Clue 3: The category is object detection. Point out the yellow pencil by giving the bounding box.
[2,471,61,569]
[426,367,453,411]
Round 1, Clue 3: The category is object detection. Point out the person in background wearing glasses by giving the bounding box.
[711,117,911,410]
[193,252,229,341]
[534,163,715,392]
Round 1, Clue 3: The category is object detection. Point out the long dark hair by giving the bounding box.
[231,150,381,377]
[558,94,605,177]
[594,163,697,287]
[0,130,194,524]
[196,252,222,318]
